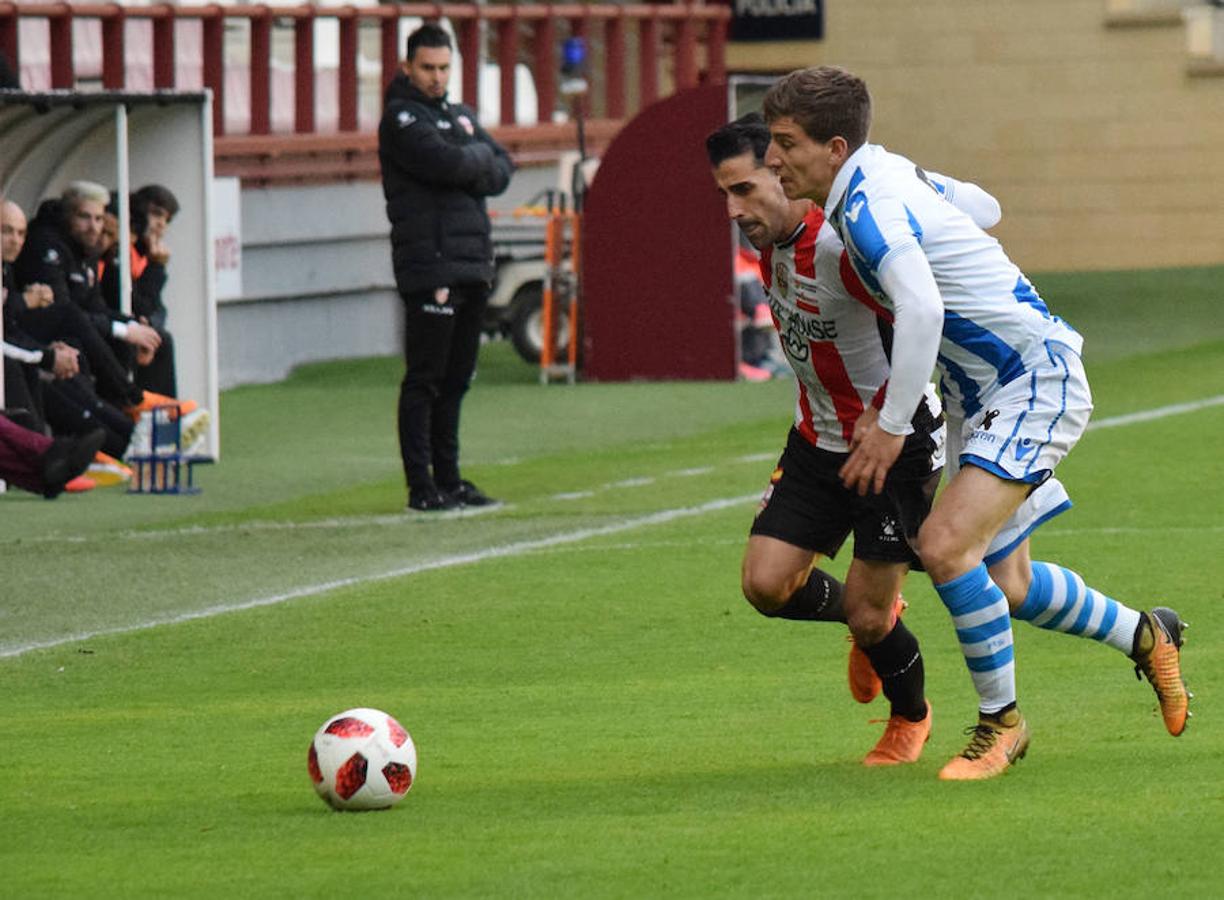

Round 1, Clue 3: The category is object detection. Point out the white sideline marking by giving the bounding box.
[609,477,656,488]
[1043,524,1224,536]
[1087,394,1224,431]
[517,536,744,556]
[737,452,777,463]
[6,394,1220,658]
[0,494,757,660]
[42,504,510,544]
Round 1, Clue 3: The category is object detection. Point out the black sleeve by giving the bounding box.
[132,262,168,328]
[13,235,72,310]
[468,119,515,198]
[383,103,500,193]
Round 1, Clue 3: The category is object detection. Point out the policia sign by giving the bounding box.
[730,0,824,42]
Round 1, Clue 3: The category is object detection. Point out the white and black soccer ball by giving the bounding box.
[308,707,417,811]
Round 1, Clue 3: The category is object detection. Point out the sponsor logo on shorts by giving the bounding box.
[755,467,782,518]
[878,515,902,543]
[1014,438,1037,461]
[756,482,775,518]
[981,409,1000,431]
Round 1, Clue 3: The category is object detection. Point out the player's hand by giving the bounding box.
[23,283,54,309]
[839,421,904,496]
[50,342,79,379]
[125,321,162,356]
[849,406,881,452]
[146,234,170,265]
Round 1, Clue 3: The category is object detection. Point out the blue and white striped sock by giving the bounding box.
[935,564,1016,715]
[1013,561,1141,655]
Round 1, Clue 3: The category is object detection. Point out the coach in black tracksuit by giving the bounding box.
[379,23,514,512]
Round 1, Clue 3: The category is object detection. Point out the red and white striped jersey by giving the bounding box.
[759,205,941,454]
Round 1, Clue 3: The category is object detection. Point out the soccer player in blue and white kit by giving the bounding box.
[762,66,1191,780]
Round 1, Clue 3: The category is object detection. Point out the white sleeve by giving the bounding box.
[875,246,944,436]
[926,170,1002,230]
[111,320,129,340]
[3,341,44,365]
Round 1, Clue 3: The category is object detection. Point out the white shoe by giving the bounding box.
[125,411,153,459]
[179,408,211,456]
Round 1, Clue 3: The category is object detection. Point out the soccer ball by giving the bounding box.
[308,707,417,811]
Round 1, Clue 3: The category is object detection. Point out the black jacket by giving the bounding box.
[102,238,169,330]
[378,74,514,295]
[2,260,55,372]
[13,199,120,338]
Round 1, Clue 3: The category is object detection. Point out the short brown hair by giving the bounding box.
[762,66,872,150]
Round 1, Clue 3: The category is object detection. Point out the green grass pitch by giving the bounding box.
[1,266,1222,897]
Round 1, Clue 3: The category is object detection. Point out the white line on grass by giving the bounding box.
[737,452,777,463]
[511,536,745,556]
[1042,524,1224,536]
[0,494,758,659]
[1087,394,1224,430]
[6,394,1220,656]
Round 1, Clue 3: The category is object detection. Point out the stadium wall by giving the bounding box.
[219,167,556,388]
[726,0,1224,272]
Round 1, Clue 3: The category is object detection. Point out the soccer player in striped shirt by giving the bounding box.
[762,66,1191,780]
[706,114,1003,766]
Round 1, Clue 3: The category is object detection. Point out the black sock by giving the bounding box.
[765,569,846,622]
[863,619,927,721]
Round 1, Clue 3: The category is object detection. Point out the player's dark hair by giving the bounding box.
[705,113,771,167]
[405,23,452,61]
[131,184,180,220]
[762,66,872,150]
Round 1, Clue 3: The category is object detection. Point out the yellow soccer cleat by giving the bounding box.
[863,701,932,766]
[1132,607,1192,737]
[87,452,133,487]
[938,709,1030,781]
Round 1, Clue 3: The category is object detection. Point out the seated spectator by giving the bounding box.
[3,198,81,432]
[127,184,178,331]
[100,184,180,395]
[5,196,135,456]
[13,182,187,417]
[0,413,104,498]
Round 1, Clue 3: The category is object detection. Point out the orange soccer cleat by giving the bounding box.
[1131,607,1192,737]
[938,708,1030,781]
[126,391,198,422]
[63,475,96,493]
[863,701,932,766]
[847,596,908,703]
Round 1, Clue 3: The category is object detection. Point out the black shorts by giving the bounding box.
[749,427,943,568]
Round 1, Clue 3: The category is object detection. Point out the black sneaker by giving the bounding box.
[41,428,107,498]
[407,488,461,512]
[444,480,498,507]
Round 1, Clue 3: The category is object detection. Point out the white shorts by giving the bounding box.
[945,340,1092,564]
[957,340,1093,484]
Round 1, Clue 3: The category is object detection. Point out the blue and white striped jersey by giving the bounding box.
[825,143,1081,422]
